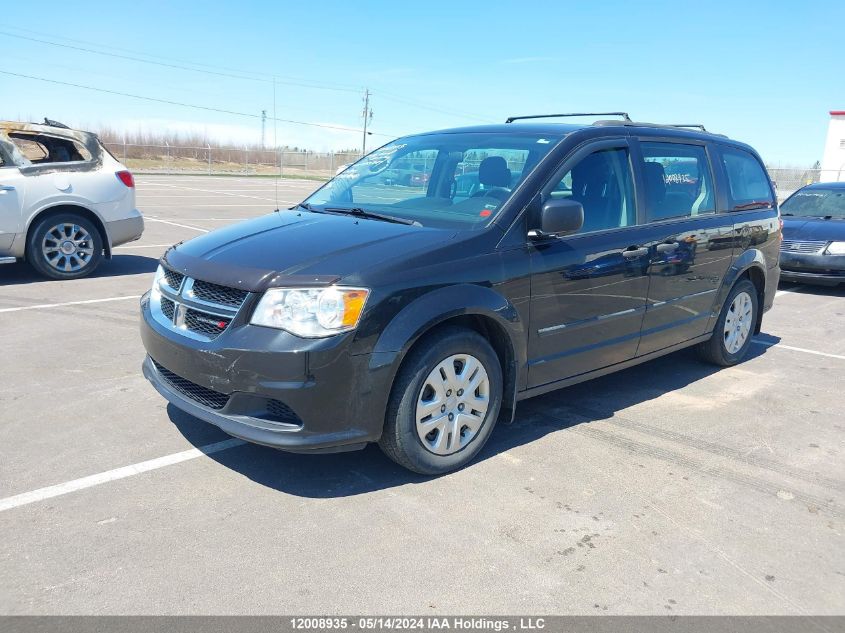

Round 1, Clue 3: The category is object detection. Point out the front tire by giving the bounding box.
[697,278,758,366]
[27,213,103,280]
[379,326,503,475]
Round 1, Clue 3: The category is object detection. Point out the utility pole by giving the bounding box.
[362,88,373,155]
[261,110,267,149]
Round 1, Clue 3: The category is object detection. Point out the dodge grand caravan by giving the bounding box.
[140,113,780,474]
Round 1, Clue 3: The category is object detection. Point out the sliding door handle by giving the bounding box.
[622,247,648,258]
[0,185,16,192]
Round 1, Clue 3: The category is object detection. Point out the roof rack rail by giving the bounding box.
[670,124,708,132]
[505,112,631,124]
[42,118,71,129]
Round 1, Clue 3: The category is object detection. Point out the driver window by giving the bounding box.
[547,147,636,233]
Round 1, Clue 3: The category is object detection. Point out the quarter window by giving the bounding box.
[547,147,636,233]
[721,148,774,210]
[640,142,715,221]
[9,132,92,164]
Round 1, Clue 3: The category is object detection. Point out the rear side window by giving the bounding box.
[721,147,774,210]
[9,132,92,164]
[640,142,715,221]
[11,136,49,162]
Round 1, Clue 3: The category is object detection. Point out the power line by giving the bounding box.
[374,91,495,124]
[0,30,362,94]
[0,69,397,137]
[0,26,363,91]
[0,28,495,127]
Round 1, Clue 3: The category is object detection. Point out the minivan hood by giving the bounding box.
[782,217,845,242]
[163,210,455,291]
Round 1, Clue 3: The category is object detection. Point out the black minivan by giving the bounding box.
[140,114,780,474]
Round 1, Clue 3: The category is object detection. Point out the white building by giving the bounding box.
[820,110,845,182]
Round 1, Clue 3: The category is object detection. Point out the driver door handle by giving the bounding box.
[0,185,15,192]
[622,246,648,258]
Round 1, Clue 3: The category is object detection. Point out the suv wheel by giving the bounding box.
[27,214,103,280]
[379,326,503,474]
[697,278,758,366]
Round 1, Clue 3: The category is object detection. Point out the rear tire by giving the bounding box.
[27,213,103,280]
[697,278,758,366]
[379,326,503,475]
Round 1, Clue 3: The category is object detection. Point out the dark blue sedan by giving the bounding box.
[779,182,845,286]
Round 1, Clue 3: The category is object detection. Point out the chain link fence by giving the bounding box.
[103,142,362,180]
[767,167,845,201]
[104,143,844,199]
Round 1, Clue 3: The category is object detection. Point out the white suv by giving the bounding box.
[0,120,144,279]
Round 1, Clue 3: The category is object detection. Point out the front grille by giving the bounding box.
[191,279,249,308]
[163,268,185,291]
[160,296,176,321]
[780,240,827,254]
[264,399,303,425]
[153,273,246,341]
[184,308,231,340]
[151,359,230,410]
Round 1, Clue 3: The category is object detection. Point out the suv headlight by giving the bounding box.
[151,264,165,298]
[250,287,370,337]
[825,241,845,255]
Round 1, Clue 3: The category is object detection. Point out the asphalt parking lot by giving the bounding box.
[0,175,843,615]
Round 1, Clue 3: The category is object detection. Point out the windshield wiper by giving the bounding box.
[292,202,321,213]
[323,206,420,226]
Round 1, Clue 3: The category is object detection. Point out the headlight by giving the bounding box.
[151,264,165,299]
[825,241,845,255]
[250,287,370,337]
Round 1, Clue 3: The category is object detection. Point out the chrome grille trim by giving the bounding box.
[189,279,249,308]
[151,273,249,342]
[162,268,185,292]
[780,240,827,254]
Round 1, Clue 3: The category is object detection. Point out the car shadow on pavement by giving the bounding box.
[168,339,776,499]
[0,255,158,285]
[778,281,845,297]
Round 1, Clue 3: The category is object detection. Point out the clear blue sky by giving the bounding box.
[0,0,842,164]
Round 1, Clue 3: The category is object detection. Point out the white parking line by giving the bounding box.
[0,439,245,513]
[113,243,174,250]
[140,204,284,208]
[752,339,845,360]
[155,217,265,222]
[0,295,141,314]
[146,181,277,203]
[144,217,209,233]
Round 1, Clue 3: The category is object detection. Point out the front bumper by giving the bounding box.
[779,252,845,286]
[139,292,391,453]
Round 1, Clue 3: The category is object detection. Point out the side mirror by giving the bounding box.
[530,199,584,238]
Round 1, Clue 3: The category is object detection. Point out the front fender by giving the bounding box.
[366,284,526,420]
[370,283,525,366]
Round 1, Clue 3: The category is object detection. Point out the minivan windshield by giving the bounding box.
[303,132,564,228]
[781,187,845,218]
